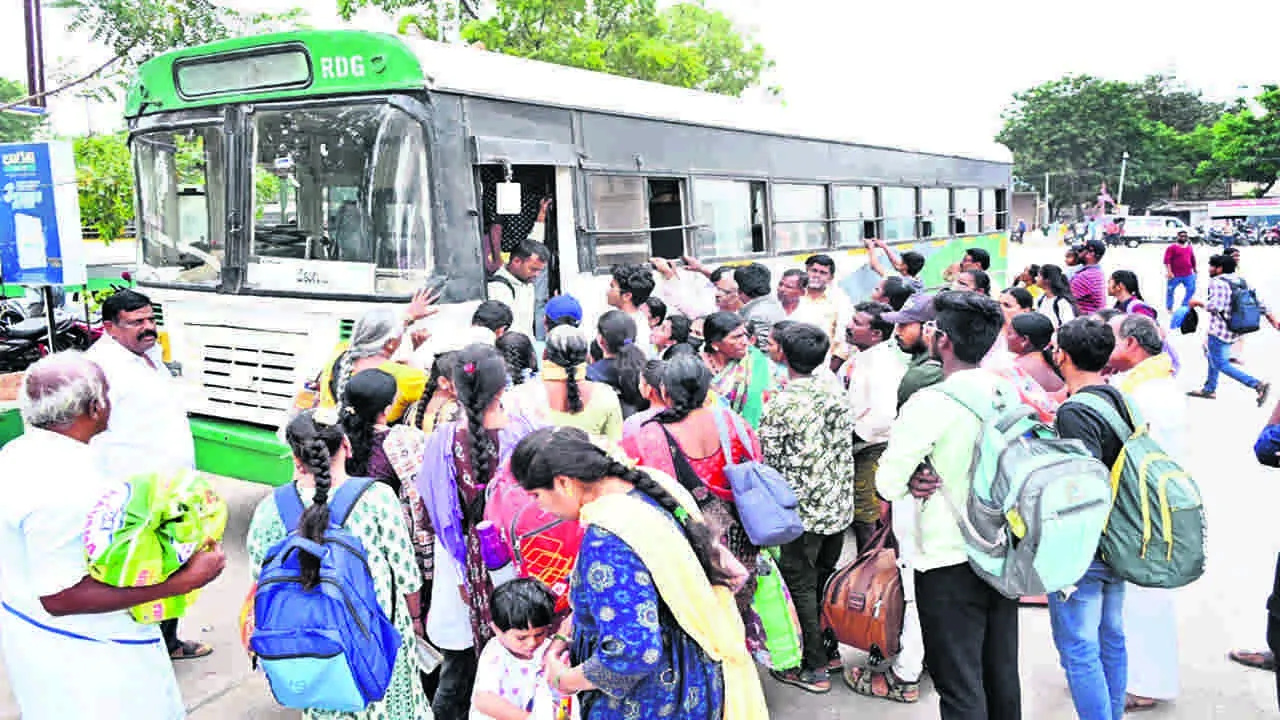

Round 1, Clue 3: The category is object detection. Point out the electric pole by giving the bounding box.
[23,0,47,107]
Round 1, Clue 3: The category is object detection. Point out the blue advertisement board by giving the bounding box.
[0,141,86,286]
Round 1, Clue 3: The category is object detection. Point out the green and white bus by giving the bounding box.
[123,29,1012,484]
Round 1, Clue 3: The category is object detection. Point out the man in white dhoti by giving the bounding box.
[1107,314,1187,711]
[0,352,225,719]
[87,289,209,660]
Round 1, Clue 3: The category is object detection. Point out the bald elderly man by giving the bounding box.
[0,351,225,719]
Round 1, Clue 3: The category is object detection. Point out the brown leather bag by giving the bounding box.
[821,513,904,662]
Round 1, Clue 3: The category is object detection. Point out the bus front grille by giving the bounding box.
[188,323,308,422]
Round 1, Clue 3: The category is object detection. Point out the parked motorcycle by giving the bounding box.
[0,312,95,372]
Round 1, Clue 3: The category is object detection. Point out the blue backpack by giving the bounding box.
[251,478,400,712]
[1226,277,1263,335]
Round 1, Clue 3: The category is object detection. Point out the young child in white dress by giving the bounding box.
[471,578,575,720]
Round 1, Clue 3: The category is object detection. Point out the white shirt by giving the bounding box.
[1036,294,1076,329]
[87,334,194,480]
[0,429,183,719]
[847,340,909,445]
[627,309,653,357]
[471,637,568,720]
[488,266,537,338]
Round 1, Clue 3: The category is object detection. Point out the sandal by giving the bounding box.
[1186,390,1216,399]
[170,640,213,661]
[842,665,920,703]
[1258,381,1272,408]
[1125,694,1159,712]
[769,667,831,694]
[1229,649,1276,671]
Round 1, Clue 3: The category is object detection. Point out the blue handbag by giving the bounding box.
[712,410,805,546]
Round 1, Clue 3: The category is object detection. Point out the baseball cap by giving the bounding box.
[545,294,583,324]
[883,292,937,325]
[1082,239,1106,257]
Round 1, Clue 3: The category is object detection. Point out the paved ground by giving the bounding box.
[4,238,1280,718]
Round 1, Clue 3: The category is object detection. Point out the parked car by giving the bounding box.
[1115,215,1200,246]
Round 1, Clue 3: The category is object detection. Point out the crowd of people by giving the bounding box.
[3,227,1280,720]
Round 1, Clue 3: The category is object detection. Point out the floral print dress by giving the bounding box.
[247,480,426,720]
[570,492,725,720]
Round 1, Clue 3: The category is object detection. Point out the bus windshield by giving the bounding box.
[133,126,227,286]
[246,103,433,295]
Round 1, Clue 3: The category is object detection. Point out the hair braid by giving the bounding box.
[296,437,333,589]
[564,363,584,414]
[609,462,731,587]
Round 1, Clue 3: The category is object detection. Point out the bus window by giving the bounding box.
[833,185,878,246]
[921,188,949,238]
[882,186,916,242]
[693,179,767,258]
[587,175,687,266]
[772,184,828,252]
[954,188,980,235]
[981,188,997,231]
[995,189,1009,230]
[132,126,226,286]
[246,104,435,296]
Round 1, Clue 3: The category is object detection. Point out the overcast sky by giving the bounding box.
[7,0,1279,149]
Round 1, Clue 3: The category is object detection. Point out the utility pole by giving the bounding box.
[1044,172,1051,228]
[23,0,46,107]
[1117,151,1130,208]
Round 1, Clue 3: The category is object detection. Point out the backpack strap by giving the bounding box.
[273,484,307,532]
[1066,390,1136,441]
[328,477,376,527]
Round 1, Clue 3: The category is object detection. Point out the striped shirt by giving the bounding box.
[1070,264,1106,315]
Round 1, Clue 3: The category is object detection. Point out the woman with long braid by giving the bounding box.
[510,427,766,720]
[415,344,542,719]
[539,325,623,441]
[619,354,769,659]
[246,410,425,720]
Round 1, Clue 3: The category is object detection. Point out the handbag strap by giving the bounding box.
[710,408,756,464]
[646,418,707,502]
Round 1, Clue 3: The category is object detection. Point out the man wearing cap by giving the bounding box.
[886,293,944,409]
[1164,231,1197,311]
[1071,240,1107,315]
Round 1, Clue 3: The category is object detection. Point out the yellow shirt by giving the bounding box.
[319,345,428,424]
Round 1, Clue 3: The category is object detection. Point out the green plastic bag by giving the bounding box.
[751,547,804,671]
[83,469,228,624]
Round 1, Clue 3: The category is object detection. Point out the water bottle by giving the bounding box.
[475,521,518,586]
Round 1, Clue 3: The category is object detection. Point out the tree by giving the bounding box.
[0,78,46,142]
[347,0,774,97]
[997,74,1225,215]
[2,1,301,110]
[1199,86,1280,197]
[73,133,133,242]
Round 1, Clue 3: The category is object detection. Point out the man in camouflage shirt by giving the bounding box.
[759,322,856,694]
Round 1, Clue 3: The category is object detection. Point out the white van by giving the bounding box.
[1116,215,1199,245]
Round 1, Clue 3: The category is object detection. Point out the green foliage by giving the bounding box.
[0,78,45,142]
[350,0,773,97]
[73,133,134,242]
[998,74,1229,214]
[1199,86,1280,197]
[47,0,303,103]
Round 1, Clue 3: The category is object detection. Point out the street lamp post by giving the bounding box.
[1117,151,1130,208]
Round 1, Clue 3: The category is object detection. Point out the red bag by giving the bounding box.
[485,470,583,613]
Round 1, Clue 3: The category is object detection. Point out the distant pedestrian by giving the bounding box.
[1164,231,1197,311]
[1187,254,1277,405]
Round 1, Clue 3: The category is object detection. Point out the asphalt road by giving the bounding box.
[3,238,1280,718]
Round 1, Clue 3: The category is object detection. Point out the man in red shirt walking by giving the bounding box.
[1164,230,1197,311]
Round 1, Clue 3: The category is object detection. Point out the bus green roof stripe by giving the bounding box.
[125,30,426,117]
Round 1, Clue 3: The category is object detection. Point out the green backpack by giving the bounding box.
[1068,391,1206,589]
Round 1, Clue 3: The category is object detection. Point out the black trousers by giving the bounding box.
[160,618,180,654]
[915,563,1022,720]
[777,530,845,671]
[432,647,479,720]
